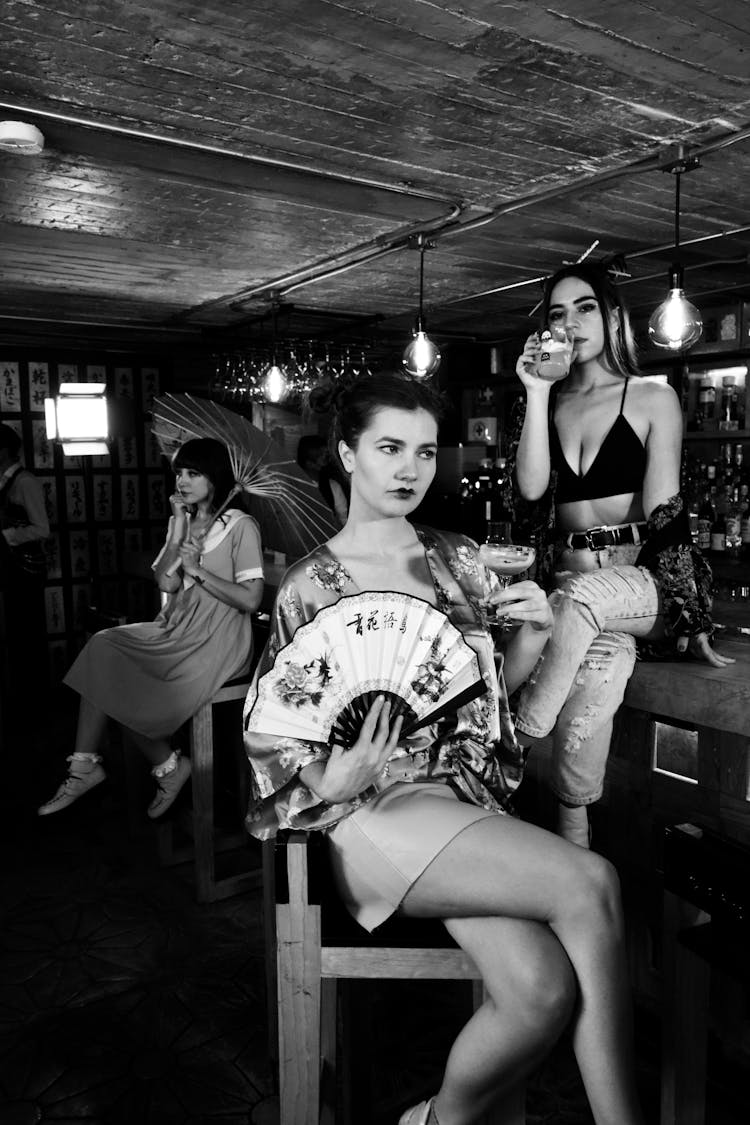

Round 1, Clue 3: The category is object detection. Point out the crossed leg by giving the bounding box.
[436,914,575,1123]
[400,814,644,1125]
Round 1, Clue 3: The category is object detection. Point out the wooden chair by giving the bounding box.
[271,829,494,1125]
[155,671,264,902]
[153,609,270,903]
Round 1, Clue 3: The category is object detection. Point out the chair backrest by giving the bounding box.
[273,829,483,979]
[270,829,483,1125]
[274,829,464,951]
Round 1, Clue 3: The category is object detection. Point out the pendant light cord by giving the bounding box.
[674,169,681,257]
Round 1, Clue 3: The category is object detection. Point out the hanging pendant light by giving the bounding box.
[261,301,288,403]
[402,234,441,378]
[648,151,703,351]
[261,362,287,403]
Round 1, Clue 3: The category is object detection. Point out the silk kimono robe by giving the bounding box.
[243,526,526,840]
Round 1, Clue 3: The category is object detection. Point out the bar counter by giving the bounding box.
[614,631,750,1124]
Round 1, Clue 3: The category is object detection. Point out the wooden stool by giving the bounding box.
[270,830,493,1125]
[158,673,263,903]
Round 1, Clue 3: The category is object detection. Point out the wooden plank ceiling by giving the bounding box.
[0,0,749,360]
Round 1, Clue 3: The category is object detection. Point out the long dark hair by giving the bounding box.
[172,438,239,515]
[332,372,446,458]
[539,262,641,378]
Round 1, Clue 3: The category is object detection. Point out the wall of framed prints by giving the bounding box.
[0,354,173,685]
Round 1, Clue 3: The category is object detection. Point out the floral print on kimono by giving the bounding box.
[243,526,526,840]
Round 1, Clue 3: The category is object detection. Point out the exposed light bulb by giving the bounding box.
[0,120,44,154]
[402,327,441,379]
[648,267,703,351]
[262,363,287,403]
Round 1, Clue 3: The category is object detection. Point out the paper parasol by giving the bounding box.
[151,393,340,559]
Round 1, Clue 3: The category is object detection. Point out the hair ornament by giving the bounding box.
[527,245,632,317]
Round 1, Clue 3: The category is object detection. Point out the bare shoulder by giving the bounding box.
[630,377,681,418]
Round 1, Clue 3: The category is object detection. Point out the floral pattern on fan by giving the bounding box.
[274,655,334,708]
[246,591,487,750]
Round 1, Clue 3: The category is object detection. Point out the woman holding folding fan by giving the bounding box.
[244,371,645,1125]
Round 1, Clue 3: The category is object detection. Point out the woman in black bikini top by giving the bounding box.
[549,377,646,505]
[508,261,732,846]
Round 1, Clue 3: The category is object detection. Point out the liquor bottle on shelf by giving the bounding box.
[458,449,510,544]
[680,449,699,544]
[725,486,742,558]
[695,377,716,430]
[719,376,739,432]
[720,440,733,472]
[697,489,715,553]
[740,486,750,560]
[710,507,727,556]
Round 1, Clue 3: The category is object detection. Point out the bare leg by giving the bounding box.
[73,697,109,757]
[72,699,172,770]
[37,697,109,814]
[401,815,644,1125]
[422,915,576,1124]
[557,803,591,848]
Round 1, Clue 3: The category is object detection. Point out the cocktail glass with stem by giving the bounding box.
[478,522,536,638]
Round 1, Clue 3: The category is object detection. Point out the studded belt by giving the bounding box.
[564,522,649,552]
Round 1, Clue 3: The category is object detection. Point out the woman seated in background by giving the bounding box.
[38,438,264,819]
[508,261,732,847]
[245,372,645,1125]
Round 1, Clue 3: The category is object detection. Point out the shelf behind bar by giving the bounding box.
[684,429,749,440]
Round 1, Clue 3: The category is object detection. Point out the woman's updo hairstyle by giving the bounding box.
[540,261,641,379]
[172,438,239,515]
[331,371,447,458]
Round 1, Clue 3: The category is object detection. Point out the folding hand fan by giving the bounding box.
[246,592,487,748]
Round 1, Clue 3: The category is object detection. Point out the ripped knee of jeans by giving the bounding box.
[560,710,599,754]
[579,632,636,673]
[558,695,617,756]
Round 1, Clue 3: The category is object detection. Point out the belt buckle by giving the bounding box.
[584,528,602,551]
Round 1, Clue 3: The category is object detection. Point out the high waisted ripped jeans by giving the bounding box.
[514,543,664,806]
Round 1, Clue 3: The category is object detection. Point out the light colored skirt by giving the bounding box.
[326,780,498,932]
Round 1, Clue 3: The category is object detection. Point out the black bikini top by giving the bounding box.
[550,379,647,503]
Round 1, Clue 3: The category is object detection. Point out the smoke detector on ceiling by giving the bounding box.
[0,121,45,155]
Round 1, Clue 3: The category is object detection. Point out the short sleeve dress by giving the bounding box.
[64,509,263,738]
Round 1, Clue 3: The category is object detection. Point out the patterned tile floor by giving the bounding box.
[0,693,746,1124]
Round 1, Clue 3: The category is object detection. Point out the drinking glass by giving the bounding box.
[478,522,536,636]
[538,325,574,381]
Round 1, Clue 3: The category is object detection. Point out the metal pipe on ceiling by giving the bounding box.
[3,100,749,322]
[0,100,461,210]
[448,224,750,307]
[239,122,750,307]
[434,123,750,244]
[0,99,466,322]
